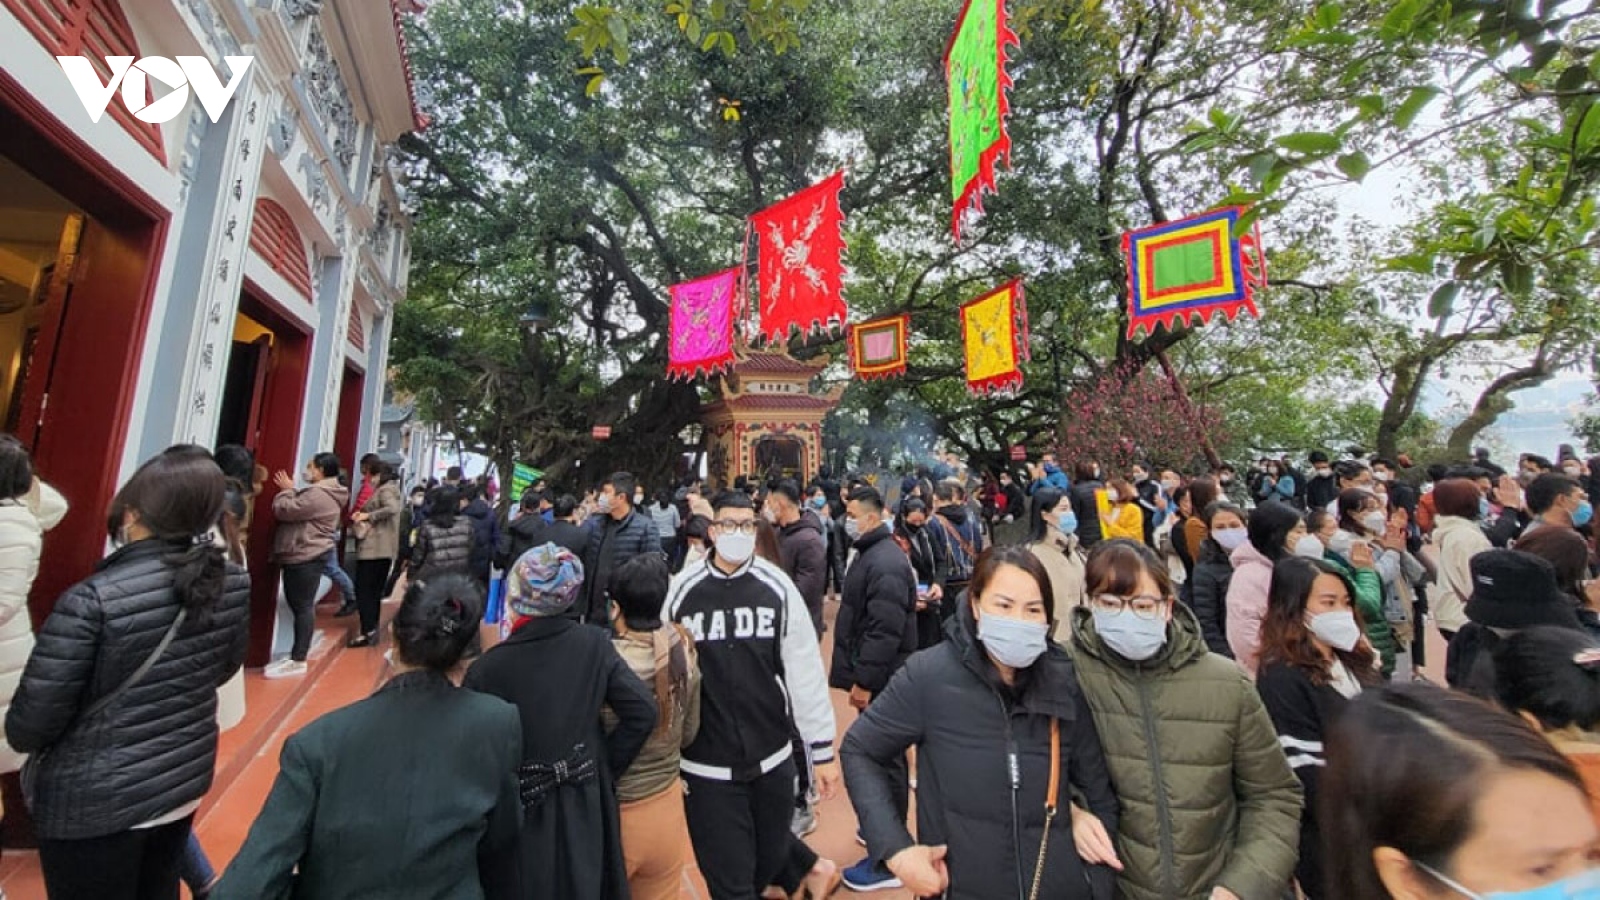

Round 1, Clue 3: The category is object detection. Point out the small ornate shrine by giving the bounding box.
[701,351,843,484]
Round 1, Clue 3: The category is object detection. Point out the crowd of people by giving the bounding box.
[0,435,1595,900]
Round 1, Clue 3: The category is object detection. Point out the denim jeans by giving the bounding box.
[320,547,356,606]
[179,830,215,894]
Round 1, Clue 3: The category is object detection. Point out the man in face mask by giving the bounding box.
[662,491,840,900]
[579,471,661,626]
[831,486,919,891]
[766,480,827,637]
[1523,473,1593,537]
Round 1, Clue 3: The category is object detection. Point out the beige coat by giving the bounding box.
[1432,515,1492,633]
[355,481,404,562]
[0,480,67,773]
[1030,532,1086,644]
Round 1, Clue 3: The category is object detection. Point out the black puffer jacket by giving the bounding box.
[830,526,917,694]
[841,601,1120,900]
[412,518,475,582]
[6,539,250,839]
[581,510,662,623]
[1184,539,1235,658]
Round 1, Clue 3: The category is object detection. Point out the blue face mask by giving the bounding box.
[1043,462,1060,475]
[1056,511,1078,537]
[1092,607,1167,662]
[1417,862,1600,900]
[1480,496,1491,519]
[1575,500,1594,528]
[810,497,827,510]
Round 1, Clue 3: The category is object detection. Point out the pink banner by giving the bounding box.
[667,268,740,380]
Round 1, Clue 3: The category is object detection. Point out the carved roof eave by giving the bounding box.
[329,0,417,142]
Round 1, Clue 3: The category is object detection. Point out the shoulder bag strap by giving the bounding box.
[1028,718,1062,900]
[936,515,977,562]
[83,608,188,722]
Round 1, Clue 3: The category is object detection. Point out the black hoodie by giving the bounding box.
[778,509,828,634]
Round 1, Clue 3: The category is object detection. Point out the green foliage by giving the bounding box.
[395,0,1600,482]
[1574,402,1600,456]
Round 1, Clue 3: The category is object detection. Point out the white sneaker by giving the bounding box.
[263,659,308,680]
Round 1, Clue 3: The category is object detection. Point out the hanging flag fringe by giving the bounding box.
[1122,206,1267,339]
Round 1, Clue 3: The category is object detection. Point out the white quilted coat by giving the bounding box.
[0,480,67,773]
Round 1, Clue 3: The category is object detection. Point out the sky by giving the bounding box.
[1320,160,1593,460]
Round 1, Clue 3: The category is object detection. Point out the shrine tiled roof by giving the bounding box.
[712,394,838,411]
[736,353,827,375]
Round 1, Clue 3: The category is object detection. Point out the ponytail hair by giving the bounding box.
[394,575,482,671]
[109,446,231,624]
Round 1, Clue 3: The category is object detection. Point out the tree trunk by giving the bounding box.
[1445,356,1554,459]
[1375,347,1441,461]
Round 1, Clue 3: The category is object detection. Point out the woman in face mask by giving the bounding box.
[1026,487,1087,643]
[1326,489,1406,678]
[1223,501,1307,677]
[1100,477,1145,544]
[1066,540,1303,900]
[1187,502,1246,658]
[1255,556,1382,899]
[1321,682,1600,900]
[839,546,1121,900]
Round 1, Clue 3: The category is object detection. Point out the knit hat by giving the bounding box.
[1465,549,1581,630]
[507,543,585,620]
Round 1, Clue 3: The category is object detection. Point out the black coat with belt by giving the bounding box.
[841,602,1120,900]
[214,670,525,900]
[464,617,657,900]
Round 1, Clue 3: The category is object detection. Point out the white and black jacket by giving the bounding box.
[1255,661,1351,900]
[664,555,835,782]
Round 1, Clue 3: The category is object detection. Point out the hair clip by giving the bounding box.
[192,531,214,547]
[438,617,460,636]
[1574,649,1600,670]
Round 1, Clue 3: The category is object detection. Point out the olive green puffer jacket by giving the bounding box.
[1067,603,1302,900]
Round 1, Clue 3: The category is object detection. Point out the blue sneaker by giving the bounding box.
[841,858,902,893]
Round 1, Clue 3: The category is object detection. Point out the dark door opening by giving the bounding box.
[754,435,806,482]
[333,363,365,473]
[231,289,312,666]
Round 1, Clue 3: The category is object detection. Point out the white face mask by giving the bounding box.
[715,530,756,565]
[1305,610,1362,652]
[1293,535,1327,559]
[1565,465,1583,477]
[1328,531,1356,557]
[1212,526,1248,551]
[1361,511,1389,535]
[762,507,778,525]
[1161,479,1180,493]
[1372,471,1392,483]
[596,493,613,513]
[1106,489,1120,504]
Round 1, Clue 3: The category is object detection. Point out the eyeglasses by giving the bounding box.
[714,520,758,535]
[1091,593,1168,620]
